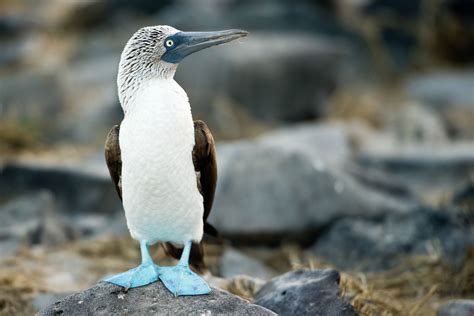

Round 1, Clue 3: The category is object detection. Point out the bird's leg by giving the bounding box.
[103,240,160,289]
[159,240,211,296]
[178,240,192,267]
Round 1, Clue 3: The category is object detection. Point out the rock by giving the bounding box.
[0,191,54,258]
[156,0,360,37]
[405,70,474,107]
[0,72,63,126]
[0,162,120,215]
[404,70,474,138]
[0,239,19,260]
[433,0,474,63]
[209,124,416,241]
[258,122,351,165]
[56,53,121,143]
[33,293,72,312]
[357,142,474,203]
[254,269,355,316]
[0,162,125,248]
[220,248,275,280]
[453,183,474,210]
[38,282,275,315]
[176,33,350,126]
[452,183,474,225]
[437,299,474,316]
[29,191,74,246]
[0,187,125,254]
[384,102,447,144]
[312,208,469,271]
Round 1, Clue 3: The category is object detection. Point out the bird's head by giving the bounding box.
[118,25,248,108]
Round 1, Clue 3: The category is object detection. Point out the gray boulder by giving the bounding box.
[383,102,447,144]
[258,122,351,165]
[452,183,474,224]
[0,72,63,128]
[209,124,416,240]
[0,162,126,250]
[56,53,121,143]
[0,191,59,258]
[404,70,474,138]
[220,248,275,280]
[437,300,474,316]
[405,70,474,108]
[33,293,72,312]
[176,33,348,125]
[254,269,355,316]
[357,142,474,201]
[0,162,120,215]
[312,208,469,271]
[37,282,275,315]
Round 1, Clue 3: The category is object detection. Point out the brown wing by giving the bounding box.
[163,120,218,273]
[192,120,218,228]
[105,124,122,200]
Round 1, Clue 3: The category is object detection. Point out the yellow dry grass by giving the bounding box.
[1,237,474,316]
[263,244,474,316]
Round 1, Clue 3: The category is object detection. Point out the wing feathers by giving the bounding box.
[105,124,122,200]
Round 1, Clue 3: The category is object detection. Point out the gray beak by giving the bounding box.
[161,29,248,63]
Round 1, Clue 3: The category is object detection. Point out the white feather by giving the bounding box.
[119,78,204,245]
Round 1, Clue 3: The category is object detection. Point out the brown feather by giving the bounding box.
[105,125,122,200]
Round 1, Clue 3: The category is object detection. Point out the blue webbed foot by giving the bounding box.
[159,240,211,296]
[104,263,160,289]
[159,265,211,296]
[103,240,160,289]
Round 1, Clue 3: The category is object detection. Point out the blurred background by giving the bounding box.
[0,0,473,315]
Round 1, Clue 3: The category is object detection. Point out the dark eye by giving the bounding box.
[165,39,174,48]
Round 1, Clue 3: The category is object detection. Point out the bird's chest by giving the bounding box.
[119,80,196,175]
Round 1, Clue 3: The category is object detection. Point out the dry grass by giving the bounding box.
[0,119,43,154]
[282,246,474,316]
[326,86,405,129]
[1,237,474,315]
[227,243,474,316]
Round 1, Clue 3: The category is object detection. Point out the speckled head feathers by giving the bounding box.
[118,25,180,108]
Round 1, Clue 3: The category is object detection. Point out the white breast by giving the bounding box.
[119,78,204,245]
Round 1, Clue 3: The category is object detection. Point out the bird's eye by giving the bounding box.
[165,39,174,47]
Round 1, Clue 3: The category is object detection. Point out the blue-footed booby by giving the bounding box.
[103,25,247,296]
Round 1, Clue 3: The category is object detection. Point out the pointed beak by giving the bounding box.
[162,29,248,63]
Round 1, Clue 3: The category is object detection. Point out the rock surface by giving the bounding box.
[254,269,355,316]
[220,248,274,280]
[357,142,474,201]
[0,162,119,214]
[37,282,275,315]
[209,124,417,241]
[0,191,58,258]
[312,208,469,271]
[33,293,72,312]
[437,299,474,316]
[0,163,126,257]
[404,70,474,138]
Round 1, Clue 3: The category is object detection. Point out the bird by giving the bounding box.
[102,25,248,296]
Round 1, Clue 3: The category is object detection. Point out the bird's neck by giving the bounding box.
[122,77,189,117]
[118,63,178,113]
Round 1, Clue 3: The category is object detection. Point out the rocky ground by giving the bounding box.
[1,107,474,315]
[1,0,474,315]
